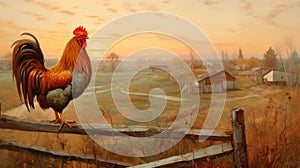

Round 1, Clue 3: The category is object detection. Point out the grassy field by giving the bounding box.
[0,71,22,111]
[1,70,300,167]
[96,70,183,127]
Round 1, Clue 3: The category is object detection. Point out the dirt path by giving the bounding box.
[225,92,260,102]
[225,88,283,102]
[120,86,184,102]
[3,86,283,120]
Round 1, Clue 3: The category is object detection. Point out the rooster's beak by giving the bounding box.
[86,36,89,39]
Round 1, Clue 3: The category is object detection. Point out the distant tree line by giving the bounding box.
[0,52,59,71]
[226,47,300,72]
[0,52,12,71]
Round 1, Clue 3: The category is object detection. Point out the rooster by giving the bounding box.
[11,26,92,130]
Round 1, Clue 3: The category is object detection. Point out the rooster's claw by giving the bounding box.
[58,119,76,131]
[50,119,60,123]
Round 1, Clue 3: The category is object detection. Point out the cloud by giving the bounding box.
[60,10,75,15]
[57,22,66,25]
[35,1,59,11]
[0,20,36,32]
[23,11,46,22]
[122,1,132,9]
[107,8,117,13]
[86,15,106,23]
[98,17,106,22]
[265,4,289,23]
[261,2,300,27]
[203,0,219,9]
[128,9,138,13]
[47,30,59,34]
[0,20,22,30]
[239,0,253,16]
[87,15,100,19]
[137,2,158,11]
[94,21,103,25]
[226,28,236,33]
[86,15,106,21]
[102,2,111,7]
[0,1,10,8]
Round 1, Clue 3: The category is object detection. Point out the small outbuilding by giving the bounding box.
[262,70,298,86]
[237,67,267,84]
[198,70,236,93]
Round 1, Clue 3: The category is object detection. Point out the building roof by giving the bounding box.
[197,69,235,81]
[178,69,207,79]
[262,70,298,82]
[251,67,263,71]
[262,70,280,78]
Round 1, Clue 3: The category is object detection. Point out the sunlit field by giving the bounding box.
[1,70,300,167]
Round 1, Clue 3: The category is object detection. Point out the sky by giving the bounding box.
[0,0,300,59]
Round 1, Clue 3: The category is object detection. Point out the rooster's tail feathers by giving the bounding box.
[12,33,47,111]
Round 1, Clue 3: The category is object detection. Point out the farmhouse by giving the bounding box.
[262,70,298,85]
[198,70,236,93]
[177,69,207,94]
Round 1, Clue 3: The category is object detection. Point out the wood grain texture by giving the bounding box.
[0,115,232,141]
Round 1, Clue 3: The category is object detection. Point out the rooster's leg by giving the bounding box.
[50,111,61,123]
[57,113,76,131]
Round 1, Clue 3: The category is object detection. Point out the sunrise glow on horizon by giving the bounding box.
[0,1,300,59]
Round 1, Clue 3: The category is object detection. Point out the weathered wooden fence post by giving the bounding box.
[232,108,248,168]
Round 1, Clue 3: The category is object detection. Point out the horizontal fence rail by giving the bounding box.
[0,115,232,141]
[0,139,131,167]
[129,143,233,168]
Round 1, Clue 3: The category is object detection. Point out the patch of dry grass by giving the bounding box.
[235,75,257,89]
[246,90,300,167]
[0,72,22,111]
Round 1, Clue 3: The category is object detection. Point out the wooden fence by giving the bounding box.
[0,105,248,167]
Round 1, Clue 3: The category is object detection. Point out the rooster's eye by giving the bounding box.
[77,37,87,48]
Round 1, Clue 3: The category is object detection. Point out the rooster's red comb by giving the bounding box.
[73,26,88,36]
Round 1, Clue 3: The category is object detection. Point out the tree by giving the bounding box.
[291,50,300,65]
[0,52,12,70]
[236,48,246,70]
[286,49,300,73]
[221,50,228,61]
[106,52,119,71]
[238,48,244,59]
[263,47,277,70]
[244,57,262,69]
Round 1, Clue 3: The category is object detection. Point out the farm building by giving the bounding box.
[262,70,298,85]
[237,67,267,84]
[177,69,207,94]
[198,70,236,93]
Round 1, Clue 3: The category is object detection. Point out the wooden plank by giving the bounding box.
[0,115,232,141]
[232,108,249,168]
[128,143,233,168]
[0,139,131,167]
[0,115,86,134]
